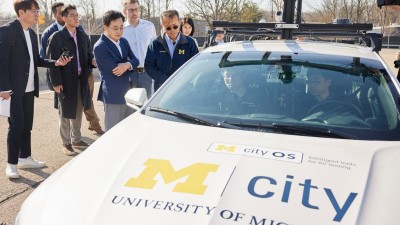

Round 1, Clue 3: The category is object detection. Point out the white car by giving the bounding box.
[15,41,400,225]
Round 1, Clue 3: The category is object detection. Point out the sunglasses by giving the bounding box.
[165,25,179,31]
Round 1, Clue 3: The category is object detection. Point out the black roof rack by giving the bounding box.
[206,0,382,52]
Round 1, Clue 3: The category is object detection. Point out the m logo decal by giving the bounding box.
[178,49,185,55]
[125,159,219,195]
[215,144,237,152]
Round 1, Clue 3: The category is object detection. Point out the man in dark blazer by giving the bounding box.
[41,2,105,135]
[94,10,139,131]
[47,4,96,156]
[0,0,70,179]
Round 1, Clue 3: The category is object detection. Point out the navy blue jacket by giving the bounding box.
[40,23,58,58]
[41,24,85,58]
[145,33,198,90]
[94,34,139,104]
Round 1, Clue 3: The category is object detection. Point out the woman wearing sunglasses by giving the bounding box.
[144,10,199,91]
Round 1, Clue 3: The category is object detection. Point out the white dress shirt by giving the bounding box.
[122,19,156,68]
[104,33,133,70]
[23,29,35,92]
[104,33,122,57]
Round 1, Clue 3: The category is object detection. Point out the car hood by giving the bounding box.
[19,113,400,225]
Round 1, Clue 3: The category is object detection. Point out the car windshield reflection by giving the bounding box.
[146,51,400,141]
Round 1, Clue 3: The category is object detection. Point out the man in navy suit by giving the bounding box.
[0,0,70,179]
[41,2,105,135]
[94,10,139,131]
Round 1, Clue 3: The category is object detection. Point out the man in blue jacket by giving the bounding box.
[145,10,198,91]
[94,10,139,131]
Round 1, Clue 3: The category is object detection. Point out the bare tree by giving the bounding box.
[165,0,174,10]
[184,0,234,27]
[142,0,156,19]
[74,0,100,34]
[77,0,96,20]
[312,0,340,23]
[224,0,247,22]
[271,0,284,11]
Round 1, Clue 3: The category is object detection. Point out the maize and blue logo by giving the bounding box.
[209,143,303,163]
[123,144,357,222]
[125,158,219,195]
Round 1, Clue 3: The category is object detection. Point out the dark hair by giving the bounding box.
[103,10,125,27]
[61,4,77,17]
[160,9,179,20]
[51,2,64,15]
[14,0,39,17]
[180,17,195,36]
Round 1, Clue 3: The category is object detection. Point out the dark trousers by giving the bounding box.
[7,91,34,164]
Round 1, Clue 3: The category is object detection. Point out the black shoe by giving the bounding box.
[72,140,90,148]
[63,144,75,156]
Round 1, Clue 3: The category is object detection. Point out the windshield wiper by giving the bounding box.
[226,122,358,139]
[148,107,241,130]
[271,123,359,139]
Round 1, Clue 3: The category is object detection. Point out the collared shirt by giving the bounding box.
[23,29,35,92]
[122,19,156,68]
[68,29,81,75]
[165,33,181,59]
[104,33,122,57]
[104,33,133,70]
[55,22,63,31]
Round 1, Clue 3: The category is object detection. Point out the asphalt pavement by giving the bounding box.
[0,69,104,224]
[0,49,399,224]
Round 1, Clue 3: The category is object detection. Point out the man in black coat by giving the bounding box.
[47,4,96,156]
[0,0,70,179]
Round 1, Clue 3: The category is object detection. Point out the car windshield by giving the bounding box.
[145,50,400,141]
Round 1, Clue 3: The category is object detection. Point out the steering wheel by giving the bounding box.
[306,100,363,118]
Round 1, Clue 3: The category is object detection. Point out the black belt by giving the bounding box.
[136,67,145,73]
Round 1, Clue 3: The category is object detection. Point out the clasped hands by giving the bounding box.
[112,63,131,76]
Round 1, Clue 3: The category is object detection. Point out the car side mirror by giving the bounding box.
[124,88,148,110]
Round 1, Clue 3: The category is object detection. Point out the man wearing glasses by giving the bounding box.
[41,2,105,135]
[93,10,139,131]
[0,0,70,178]
[122,0,156,99]
[46,4,96,156]
[145,10,199,91]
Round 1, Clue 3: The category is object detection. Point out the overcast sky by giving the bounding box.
[0,0,317,18]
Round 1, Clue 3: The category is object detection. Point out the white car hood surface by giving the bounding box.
[19,113,400,225]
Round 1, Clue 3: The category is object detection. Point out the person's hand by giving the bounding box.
[0,91,11,100]
[396,51,400,61]
[112,63,131,76]
[92,59,97,68]
[55,56,71,66]
[388,5,400,11]
[53,85,63,94]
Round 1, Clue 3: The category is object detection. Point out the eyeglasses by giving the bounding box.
[165,25,179,31]
[67,13,79,19]
[127,8,139,13]
[110,27,124,32]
